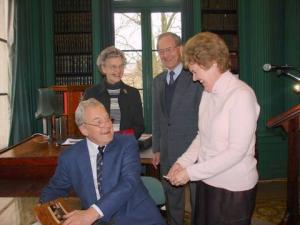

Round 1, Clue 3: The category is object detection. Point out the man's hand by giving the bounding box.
[152,152,160,169]
[169,168,190,186]
[62,208,100,225]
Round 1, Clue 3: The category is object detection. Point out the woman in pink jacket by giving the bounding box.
[167,32,260,225]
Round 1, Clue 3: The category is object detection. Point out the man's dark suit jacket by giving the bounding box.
[40,134,165,225]
[152,68,203,165]
[83,80,144,138]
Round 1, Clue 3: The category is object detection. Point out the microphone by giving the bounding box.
[263,63,294,72]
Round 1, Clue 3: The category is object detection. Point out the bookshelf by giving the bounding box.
[201,0,239,74]
[53,0,93,85]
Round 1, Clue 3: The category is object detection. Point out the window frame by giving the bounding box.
[0,0,10,148]
[0,29,8,97]
[112,2,182,132]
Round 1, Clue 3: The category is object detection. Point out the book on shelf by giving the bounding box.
[55,0,91,12]
[202,0,237,10]
[54,0,93,86]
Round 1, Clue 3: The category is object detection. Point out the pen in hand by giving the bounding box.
[163,175,170,180]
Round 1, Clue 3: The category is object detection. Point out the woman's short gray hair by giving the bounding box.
[96,46,126,72]
[75,98,105,126]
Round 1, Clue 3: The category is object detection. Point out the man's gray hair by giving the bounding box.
[75,98,105,126]
[96,46,126,71]
[156,32,182,49]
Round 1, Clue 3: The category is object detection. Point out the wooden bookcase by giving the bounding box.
[53,0,93,85]
[201,0,239,74]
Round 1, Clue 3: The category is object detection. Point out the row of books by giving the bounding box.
[54,12,92,33]
[202,13,237,31]
[55,75,93,85]
[54,0,91,12]
[220,34,238,52]
[202,0,237,10]
[230,52,238,72]
[55,55,93,74]
[55,34,92,53]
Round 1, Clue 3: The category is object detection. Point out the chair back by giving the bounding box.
[141,176,165,206]
[35,88,63,118]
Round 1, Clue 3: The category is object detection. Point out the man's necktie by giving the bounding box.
[169,71,175,85]
[97,146,105,198]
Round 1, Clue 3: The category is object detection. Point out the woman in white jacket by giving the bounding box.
[166,32,260,225]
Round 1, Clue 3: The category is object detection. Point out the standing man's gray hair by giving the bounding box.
[156,32,182,49]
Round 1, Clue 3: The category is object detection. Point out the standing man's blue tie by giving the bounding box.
[169,71,175,85]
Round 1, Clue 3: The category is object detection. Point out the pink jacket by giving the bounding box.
[177,71,260,191]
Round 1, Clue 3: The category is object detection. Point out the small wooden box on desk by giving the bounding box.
[35,198,80,225]
[51,85,90,138]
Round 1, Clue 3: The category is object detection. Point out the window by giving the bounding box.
[151,12,181,76]
[114,12,181,87]
[113,4,182,131]
[0,0,10,148]
[114,13,142,91]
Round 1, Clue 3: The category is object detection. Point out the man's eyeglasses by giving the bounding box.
[83,118,113,128]
[157,46,179,55]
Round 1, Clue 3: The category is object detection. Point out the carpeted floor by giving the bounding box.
[182,180,293,225]
[0,180,294,225]
[252,180,288,225]
[253,197,285,224]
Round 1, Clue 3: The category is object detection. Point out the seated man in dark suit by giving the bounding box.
[39,98,165,225]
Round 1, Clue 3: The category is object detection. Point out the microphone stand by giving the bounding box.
[276,68,300,81]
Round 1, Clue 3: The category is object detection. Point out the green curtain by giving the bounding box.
[284,0,300,108]
[182,0,199,41]
[239,0,300,178]
[239,0,300,134]
[92,0,113,84]
[239,0,285,135]
[9,0,53,145]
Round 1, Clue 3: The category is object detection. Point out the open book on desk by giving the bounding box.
[60,138,83,145]
[138,133,152,150]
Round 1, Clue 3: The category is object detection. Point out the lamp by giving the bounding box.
[35,88,63,140]
[293,84,300,94]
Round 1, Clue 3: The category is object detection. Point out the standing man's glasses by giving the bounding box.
[157,46,179,55]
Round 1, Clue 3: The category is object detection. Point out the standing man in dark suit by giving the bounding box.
[152,32,203,225]
[40,98,165,225]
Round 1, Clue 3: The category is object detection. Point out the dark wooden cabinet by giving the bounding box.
[201,0,239,74]
[51,85,90,137]
[53,0,93,85]
[267,105,300,225]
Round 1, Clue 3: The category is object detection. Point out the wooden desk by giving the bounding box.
[0,134,157,197]
[0,135,63,180]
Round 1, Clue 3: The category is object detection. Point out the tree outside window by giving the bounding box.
[114,12,181,96]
